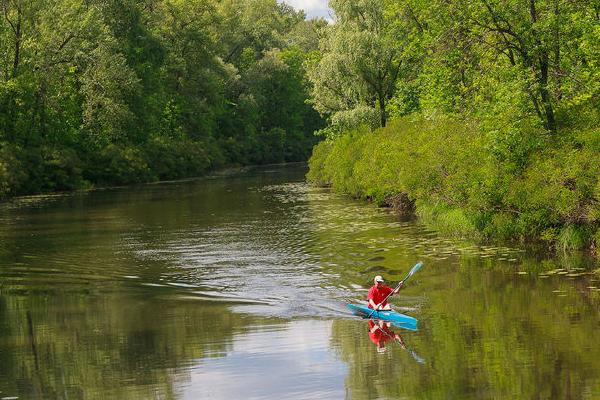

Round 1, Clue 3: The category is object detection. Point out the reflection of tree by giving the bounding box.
[0,297,18,395]
[0,168,310,398]
[0,287,244,399]
[333,263,600,399]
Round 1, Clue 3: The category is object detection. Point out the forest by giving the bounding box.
[305,0,600,251]
[0,0,325,195]
[2,0,600,250]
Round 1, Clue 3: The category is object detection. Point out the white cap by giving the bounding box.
[374,275,384,282]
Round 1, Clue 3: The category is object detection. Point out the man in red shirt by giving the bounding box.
[367,275,403,310]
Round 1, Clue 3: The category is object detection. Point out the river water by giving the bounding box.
[0,164,599,399]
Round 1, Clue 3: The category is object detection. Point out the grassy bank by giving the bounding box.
[306,117,600,253]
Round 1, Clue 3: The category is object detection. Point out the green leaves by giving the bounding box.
[0,0,325,197]
[307,0,402,130]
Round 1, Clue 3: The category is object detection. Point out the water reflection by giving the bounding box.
[365,320,426,364]
[0,164,599,399]
[180,320,346,399]
[368,319,405,353]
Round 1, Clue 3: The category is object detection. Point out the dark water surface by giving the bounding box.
[1,164,599,399]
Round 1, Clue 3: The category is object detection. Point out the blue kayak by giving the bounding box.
[347,303,417,326]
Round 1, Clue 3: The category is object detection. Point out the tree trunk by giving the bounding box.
[538,53,556,132]
[6,3,23,78]
[379,91,386,128]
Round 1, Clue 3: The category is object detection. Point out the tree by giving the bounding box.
[212,0,323,163]
[307,0,403,131]
[148,0,227,140]
[424,0,600,133]
[214,0,303,67]
[0,0,326,197]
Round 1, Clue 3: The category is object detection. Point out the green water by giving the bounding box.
[0,164,599,399]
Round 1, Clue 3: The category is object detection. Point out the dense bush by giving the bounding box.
[307,117,600,250]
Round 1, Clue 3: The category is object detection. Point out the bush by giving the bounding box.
[306,115,600,249]
[416,200,478,238]
[144,138,215,180]
[85,144,155,185]
[0,144,86,196]
[0,144,26,197]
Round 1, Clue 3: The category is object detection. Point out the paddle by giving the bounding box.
[367,261,423,318]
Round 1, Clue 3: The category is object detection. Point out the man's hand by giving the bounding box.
[395,281,404,293]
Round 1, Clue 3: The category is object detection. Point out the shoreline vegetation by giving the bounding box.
[3,0,600,263]
[306,117,600,257]
[302,0,600,263]
[0,0,325,199]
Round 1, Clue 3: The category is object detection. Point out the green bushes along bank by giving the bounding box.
[307,117,600,252]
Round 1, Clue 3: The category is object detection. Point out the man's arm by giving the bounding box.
[393,281,404,294]
[368,298,380,309]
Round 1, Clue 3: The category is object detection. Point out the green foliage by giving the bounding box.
[0,0,325,198]
[85,144,154,185]
[303,0,600,251]
[416,200,477,237]
[306,140,334,187]
[0,144,86,194]
[555,225,593,252]
[144,137,217,180]
[307,0,404,130]
[306,115,600,248]
[0,144,27,197]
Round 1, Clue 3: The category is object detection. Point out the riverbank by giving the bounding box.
[0,133,315,199]
[0,159,304,204]
[306,116,600,257]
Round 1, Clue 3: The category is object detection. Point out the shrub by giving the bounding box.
[306,114,600,250]
[85,144,154,185]
[144,138,215,180]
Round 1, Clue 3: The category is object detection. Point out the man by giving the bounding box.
[367,275,403,310]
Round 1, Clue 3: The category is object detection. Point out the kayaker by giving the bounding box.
[367,275,403,310]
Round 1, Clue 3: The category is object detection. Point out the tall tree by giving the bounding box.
[212,0,322,162]
[148,0,226,140]
[307,0,403,130]
[416,0,600,133]
[98,0,166,141]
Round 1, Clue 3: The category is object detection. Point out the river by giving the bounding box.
[0,163,599,399]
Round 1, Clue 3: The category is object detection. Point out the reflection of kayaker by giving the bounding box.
[368,320,405,354]
[369,320,427,363]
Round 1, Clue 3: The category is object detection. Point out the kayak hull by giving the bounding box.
[347,303,417,326]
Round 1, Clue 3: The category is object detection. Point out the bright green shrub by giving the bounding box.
[306,115,600,249]
[416,200,478,238]
[306,140,335,187]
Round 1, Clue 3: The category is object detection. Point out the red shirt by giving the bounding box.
[367,285,393,308]
[368,320,393,344]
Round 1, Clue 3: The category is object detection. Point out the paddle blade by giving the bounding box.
[402,261,422,282]
[406,348,426,364]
